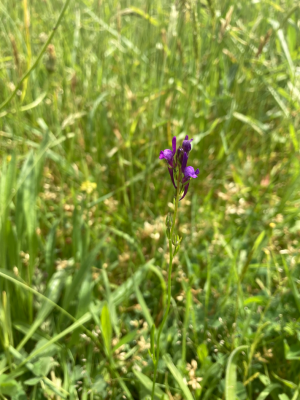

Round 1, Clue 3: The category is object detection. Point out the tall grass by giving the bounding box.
[0,0,300,399]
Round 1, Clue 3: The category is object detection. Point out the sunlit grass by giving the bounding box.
[0,0,300,399]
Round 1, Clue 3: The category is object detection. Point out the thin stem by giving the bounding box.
[151,173,181,400]
[0,0,72,112]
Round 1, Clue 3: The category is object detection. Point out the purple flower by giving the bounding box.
[179,152,199,200]
[159,135,198,201]
[183,166,199,181]
[182,152,199,182]
[159,137,177,167]
[182,135,193,154]
[159,149,174,167]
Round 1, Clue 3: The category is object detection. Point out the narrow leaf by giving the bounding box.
[101,303,112,355]
[225,345,248,400]
[133,370,167,399]
[257,383,281,400]
[164,354,194,400]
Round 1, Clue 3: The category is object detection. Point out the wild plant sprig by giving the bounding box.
[150,135,198,399]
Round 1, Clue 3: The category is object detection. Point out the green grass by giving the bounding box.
[0,0,300,398]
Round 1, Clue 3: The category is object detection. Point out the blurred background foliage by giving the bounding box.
[0,0,300,399]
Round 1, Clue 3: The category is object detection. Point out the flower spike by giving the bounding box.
[159,135,198,201]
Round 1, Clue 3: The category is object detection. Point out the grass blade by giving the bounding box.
[133,369,167,399]
[282,256,300,314]
[16,270,66,351]
[225,345,248,400]
[101,303,112,356]
[257,383,281,400]
[164,354,194,400]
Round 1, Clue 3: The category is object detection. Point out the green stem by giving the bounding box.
[151,175,181,400]
[0,0,72,112]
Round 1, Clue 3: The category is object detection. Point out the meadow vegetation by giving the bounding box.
[0,0,300,399]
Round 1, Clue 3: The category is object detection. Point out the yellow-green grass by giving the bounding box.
[0,0,300,399]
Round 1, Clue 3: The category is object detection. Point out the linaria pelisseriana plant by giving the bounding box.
[150,135,199,399]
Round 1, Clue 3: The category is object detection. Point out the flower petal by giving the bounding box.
[168,168,177,189]
[183,135,193,143]
[179,183,189,201]
[183,166,199,179]
[181,152,188,172]
[172,136,177,155]
[159,149,174,166]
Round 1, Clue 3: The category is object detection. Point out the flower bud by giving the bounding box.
[182,139,192,153]
[176,147,184,164]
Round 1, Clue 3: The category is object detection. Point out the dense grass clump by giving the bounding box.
[1,0,300,399]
